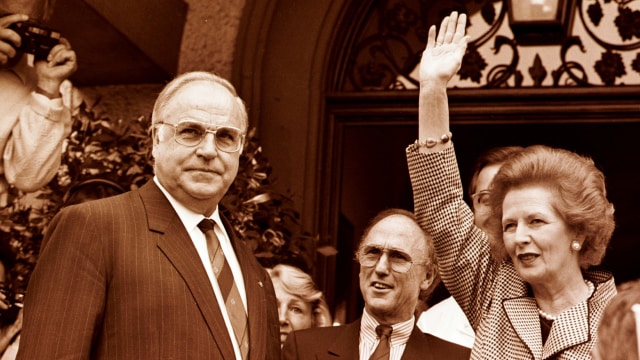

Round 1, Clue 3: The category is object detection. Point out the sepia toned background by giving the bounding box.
[46,0,640,324]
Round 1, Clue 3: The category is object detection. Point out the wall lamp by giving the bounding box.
[507,0,577,45]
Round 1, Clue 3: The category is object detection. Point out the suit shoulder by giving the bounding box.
[285,325,349,348]
[289,325,344,340]
[423,333,471,360]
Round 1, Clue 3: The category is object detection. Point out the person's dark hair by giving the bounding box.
[486,145,615,268]
[62,178,126,207]
[359,208,438,284]
[468,146,524,199]
[595,278,640,360]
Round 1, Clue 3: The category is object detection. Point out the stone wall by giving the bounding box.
[82,0,245,122]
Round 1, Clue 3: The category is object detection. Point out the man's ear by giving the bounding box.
[420,268,437,292]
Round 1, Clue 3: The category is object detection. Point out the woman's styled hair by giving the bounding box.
[267,264,332,327]
[486,145,615,268]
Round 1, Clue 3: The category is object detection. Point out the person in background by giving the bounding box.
[282,208,471,359]
[267,264,332,347]
[407,11,616,359]
[16,71,280,359]
[417,146,523,350]
[0,0,77,205]
[592,278,640,360]
[0,240,20,360]
[467,146,524,230]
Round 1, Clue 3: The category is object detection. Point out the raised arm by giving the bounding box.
[417,11,468,153]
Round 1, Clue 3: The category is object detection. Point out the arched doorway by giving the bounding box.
[237,0,640,325]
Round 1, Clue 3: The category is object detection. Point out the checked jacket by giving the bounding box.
[406,144,616,360]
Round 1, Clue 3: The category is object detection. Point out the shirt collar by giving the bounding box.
[361,308,414,347]
[153,176,222,231]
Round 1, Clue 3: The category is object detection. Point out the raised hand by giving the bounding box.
[419,11,468,87]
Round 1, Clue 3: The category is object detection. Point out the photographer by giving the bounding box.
[0,0,77,205]
[0,239,21,360]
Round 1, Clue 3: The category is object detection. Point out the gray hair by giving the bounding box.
[151,71,248,132]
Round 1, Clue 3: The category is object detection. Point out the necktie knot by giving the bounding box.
[370,324,393,360]
[197,218,216,233]
[375,324,393,339]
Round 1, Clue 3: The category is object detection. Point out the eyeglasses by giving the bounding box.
[156,121,244,153]
[355,245,427,273]
[471,189,491,207]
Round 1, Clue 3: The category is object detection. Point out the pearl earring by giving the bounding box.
[571,241,581,251]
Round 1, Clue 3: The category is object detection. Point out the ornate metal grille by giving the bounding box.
[341,0,640,90]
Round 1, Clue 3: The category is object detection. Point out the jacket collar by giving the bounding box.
[503,270,614,359]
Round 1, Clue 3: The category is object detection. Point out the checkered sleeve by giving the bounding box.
[406,143,498,329]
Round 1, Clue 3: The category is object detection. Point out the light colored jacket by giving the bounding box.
[0,58,72,203]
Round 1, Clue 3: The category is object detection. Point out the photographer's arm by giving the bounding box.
[3,38,76,192]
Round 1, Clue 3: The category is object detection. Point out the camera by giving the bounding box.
[8,20,60,61]
[0,287,23,326]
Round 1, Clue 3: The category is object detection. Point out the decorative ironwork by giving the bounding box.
[342,0,640,90]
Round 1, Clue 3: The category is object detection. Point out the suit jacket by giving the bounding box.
[17,180,280,359]
[406,144,616,359]
[281,318,471,360]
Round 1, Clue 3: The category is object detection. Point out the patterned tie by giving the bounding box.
[198,218,249,359]
[369,324,393,360]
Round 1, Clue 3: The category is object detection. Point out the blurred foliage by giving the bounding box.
[0,99,316,295]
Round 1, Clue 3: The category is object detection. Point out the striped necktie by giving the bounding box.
[198,218,249,359]
[369,324,392,360]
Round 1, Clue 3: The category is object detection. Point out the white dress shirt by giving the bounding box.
[417,296,475,348]
[359,308,414,360]
[154,176,246,360]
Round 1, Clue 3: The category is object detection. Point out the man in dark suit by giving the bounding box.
[16,71,280,359]
[282,209,471,359]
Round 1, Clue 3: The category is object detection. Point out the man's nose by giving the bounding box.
[196,133,218,156]
[373,253,391,274]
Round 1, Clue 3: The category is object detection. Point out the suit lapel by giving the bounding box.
[503,297,543,359]
[139,181,236,358]
[402,326,431,359]
[542,300,589,359]
[326,320,361,359]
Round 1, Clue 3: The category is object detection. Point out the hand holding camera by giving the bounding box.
[0,13,28,66]
[9,20,60,61]
[1,14,77,94]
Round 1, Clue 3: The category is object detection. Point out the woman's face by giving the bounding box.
[273,279,314,346]
[501,185,582,288]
